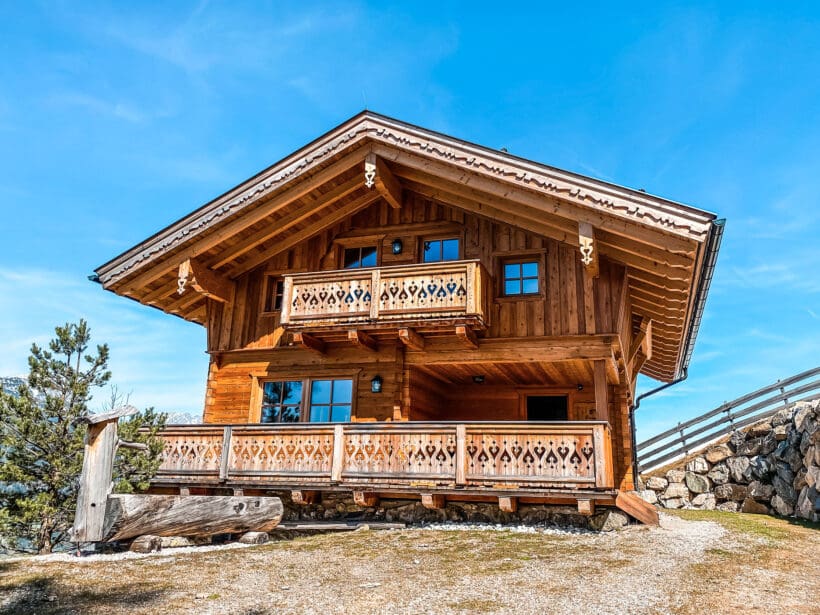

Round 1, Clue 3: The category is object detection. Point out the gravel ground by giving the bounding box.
[0,511,816,614]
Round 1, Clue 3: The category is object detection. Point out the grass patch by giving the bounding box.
[447,598,503,612]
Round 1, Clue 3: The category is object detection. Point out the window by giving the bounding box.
[344,246,377,269]
[260,380,302,423]
[503,261,540,296]
[309,379,353,422]
[257,377,354,423]
[263,277,284,312]
[422,238,460,263]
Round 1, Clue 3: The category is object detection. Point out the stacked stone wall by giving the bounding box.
[639,399,819,522]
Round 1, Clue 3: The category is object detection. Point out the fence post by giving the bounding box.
[331,424,345,482]
[455,424,467,485]
[219,426,232,481]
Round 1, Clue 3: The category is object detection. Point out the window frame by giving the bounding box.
[342,245,379,269]
[249,370,360,423]
[260,275,285,314]
[420,235,463,263]
[495,251,546,302]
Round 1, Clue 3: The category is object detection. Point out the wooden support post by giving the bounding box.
[593,359,609,423]
[291,490,320,505]
[578,222,599,278]
[577,499,595,516]
[219,426,232,481]
[628,317,653,364]
[294,332,327,354]
[421,494,446,510]
[364,153,402,209]
[331,424,344,482]
[71,406,139,543]
[398,327,425,351]
[348,329,378,351]
[455,424,467,485]
[498,497,518,513]
[177,257,236,303]
[353,491,379,507]
[179,487,190,496]
[455,325,478,350]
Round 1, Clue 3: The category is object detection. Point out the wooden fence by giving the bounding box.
[636,366,820,473]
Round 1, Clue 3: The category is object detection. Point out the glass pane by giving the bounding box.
[522,262,539,278]
[280,405,301,422]
[360,246,377,267]
[281,381,302,405]
[344,248,361,269]
[310,380,332,404]
[330,405,351,422]
[331,379,353,403]
[260,405,277,423]
[505,280,521,295]
[442,238,460,261]
[310,405,330,422]
[273,281,284,311]
[423,240,438,262]
[522,278,539,294]
[504,263,520,279]
[263,381,283,405]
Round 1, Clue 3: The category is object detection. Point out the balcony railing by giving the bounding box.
[279,260,489,330]
[152,421,614,492]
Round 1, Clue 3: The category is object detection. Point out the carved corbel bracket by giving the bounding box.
[364,153,402,209]
[177,258,235,303]
[578,222,599,278]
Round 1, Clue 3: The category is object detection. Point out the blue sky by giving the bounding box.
[0,2,817,439]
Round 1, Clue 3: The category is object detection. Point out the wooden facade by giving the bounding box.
[94,112,722,520]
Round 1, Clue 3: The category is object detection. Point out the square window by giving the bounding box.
[502,260,540,296]
[261,380,302,423]
[308,379,353,423]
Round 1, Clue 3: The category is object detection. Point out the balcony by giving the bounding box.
[279,260,489,336]
[151,421,614,495]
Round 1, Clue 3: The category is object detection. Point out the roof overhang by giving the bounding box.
[96,111,721,383]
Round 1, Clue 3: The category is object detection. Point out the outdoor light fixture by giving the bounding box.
[391,238,403,255]
[577,384,584,391]
[371,375,383,393]
[472,375,485,384]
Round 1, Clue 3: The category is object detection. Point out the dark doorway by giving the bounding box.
[526,395,568,421]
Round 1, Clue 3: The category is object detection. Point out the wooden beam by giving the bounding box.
[291,490,320,505]
[228,190,384,277]
[577,499,595,516]
[498,496,518,513]
[178,258,235,303]
[293,332,326,354]
[210,177,363,268]
[116,147,368,292]
[628,317,653,364]
[615,491,659,526]
[348,329,378,351]
[455,325,478,350]
[404,335,616,366]
[578,222,599,278]
[421,493,446,510]
[365,153,402,209]
[353,491,379,507]
[398,327,425,351]
[593,359,609,422]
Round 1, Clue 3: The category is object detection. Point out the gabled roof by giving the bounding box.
[96,110,723,382]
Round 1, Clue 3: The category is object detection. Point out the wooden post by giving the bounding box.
[455,424,467,486]
[331,424,344,482]
[593,360,609,423]
[219,426,232,481]
[71,406,139,543]
[421,494,445,510]
[498,497,518,513]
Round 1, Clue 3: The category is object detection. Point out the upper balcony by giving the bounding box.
[279,260,490,341]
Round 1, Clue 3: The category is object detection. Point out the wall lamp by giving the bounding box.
[371,375,383,393]
[391,238,403,255]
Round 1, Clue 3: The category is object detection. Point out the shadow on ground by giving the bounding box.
[0,572,166,615]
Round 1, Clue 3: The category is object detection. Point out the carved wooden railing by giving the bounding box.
[154,421,614,491]
[279,260,489,329]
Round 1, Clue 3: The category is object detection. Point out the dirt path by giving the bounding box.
[1,511,817,614]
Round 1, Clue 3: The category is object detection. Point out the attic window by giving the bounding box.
[262,276,284,312]
[503,261,540,296]
[344,246,377,269]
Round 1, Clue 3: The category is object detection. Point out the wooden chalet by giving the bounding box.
[93,111,723,522]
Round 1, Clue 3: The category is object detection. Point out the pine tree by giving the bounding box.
[0,320,166,554]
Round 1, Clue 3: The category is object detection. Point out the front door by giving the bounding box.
[526,395,568,421]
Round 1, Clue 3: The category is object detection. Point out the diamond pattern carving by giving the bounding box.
[289,277,372,319]
[229,431,335,475]
[159,435,222,475]
[378,271,468,315]
[343,430,457,478]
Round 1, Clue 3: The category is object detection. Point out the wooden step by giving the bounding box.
[615,491,659,526]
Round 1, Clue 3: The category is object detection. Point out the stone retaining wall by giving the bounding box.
[275,492,630,531]
[639,399,819,522]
